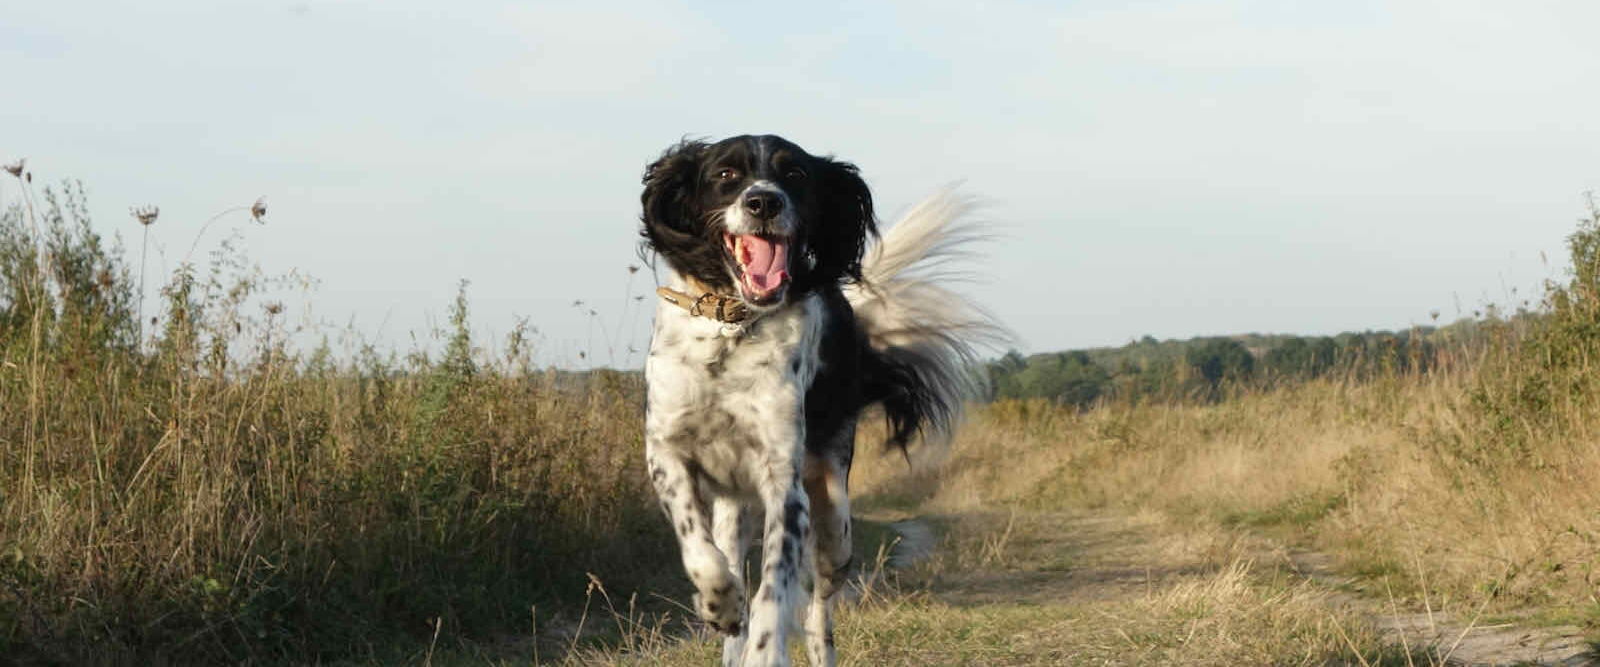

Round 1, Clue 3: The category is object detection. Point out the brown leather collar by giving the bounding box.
[655,278,750,324]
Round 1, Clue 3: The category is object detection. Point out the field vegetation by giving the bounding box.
[0,177,672,663]
[3,165,1598,664]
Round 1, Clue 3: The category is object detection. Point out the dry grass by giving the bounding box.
[0,180,672,662]
[853,362,1600,631]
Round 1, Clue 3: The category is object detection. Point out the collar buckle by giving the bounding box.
[656,284,751,325]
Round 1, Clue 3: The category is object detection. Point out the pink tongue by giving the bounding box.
[738,235,789,294]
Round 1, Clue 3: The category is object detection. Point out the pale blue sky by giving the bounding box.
[6,1,1599,366]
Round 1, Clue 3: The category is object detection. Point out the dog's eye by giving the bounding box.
[716,168,739,181]
[784,167,808,181]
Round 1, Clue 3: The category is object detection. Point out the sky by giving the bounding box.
[5,0,1599,367]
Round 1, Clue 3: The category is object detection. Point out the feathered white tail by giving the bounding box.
[845,187,1008,447]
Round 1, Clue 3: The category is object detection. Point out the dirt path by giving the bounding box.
[1283,551,1593,666]
[533,509,1596,665]
[879,511,1596,667]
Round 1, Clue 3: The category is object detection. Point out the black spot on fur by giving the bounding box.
[782,497,807,537]
[756,631,771,651]
[782,536,797,564]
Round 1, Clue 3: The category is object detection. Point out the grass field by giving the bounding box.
[564,370,1600,665]
[4,175,1600,664]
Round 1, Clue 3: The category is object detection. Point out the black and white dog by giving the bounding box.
[639,135,997,666]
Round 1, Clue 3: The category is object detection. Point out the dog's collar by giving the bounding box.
[655,278,750,324]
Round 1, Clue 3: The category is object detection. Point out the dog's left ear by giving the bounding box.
[808,157,877,286]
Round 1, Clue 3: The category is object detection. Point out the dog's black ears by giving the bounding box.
[640,140,733,287]
[808,157,877,286]
[640,140,705,238]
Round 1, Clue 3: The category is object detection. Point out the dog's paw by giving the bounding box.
[694,577,744,635]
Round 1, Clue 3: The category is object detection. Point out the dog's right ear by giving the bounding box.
[641,139,734,289]
[640,140,706,240]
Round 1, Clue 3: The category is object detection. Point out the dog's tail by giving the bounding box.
[845,187,1008,451]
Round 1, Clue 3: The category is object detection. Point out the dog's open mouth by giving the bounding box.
[723,233,791,305]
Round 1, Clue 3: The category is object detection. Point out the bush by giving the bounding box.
[1464,194,1600,466]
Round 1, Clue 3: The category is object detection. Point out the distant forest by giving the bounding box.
[987,318,1504,406]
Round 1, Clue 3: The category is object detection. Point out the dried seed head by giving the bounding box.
[250,197,267,223]
[264,302,284,315]
[131,205,160,226]
[3,159,23,178]
[627,264,640,274]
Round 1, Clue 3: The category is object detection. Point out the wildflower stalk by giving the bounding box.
[6,160,45,503]
[140,225,148,345]
[132,205,159,349]
[184,196,266,264]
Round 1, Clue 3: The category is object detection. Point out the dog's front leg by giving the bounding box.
[645,443,743,635]
[713,496,754,667]
[741,447,811,667]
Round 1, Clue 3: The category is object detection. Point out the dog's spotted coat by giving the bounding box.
[639,135,997,666]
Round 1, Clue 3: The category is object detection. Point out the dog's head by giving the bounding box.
[640,135,876,308]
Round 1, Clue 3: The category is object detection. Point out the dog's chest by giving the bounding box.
[645,300,822,491]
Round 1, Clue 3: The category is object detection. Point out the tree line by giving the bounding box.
[986,321,1496,407]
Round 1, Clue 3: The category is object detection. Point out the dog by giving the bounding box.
[638,134,999,666]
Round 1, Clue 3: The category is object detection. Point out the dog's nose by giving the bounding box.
[743,192,784,220]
